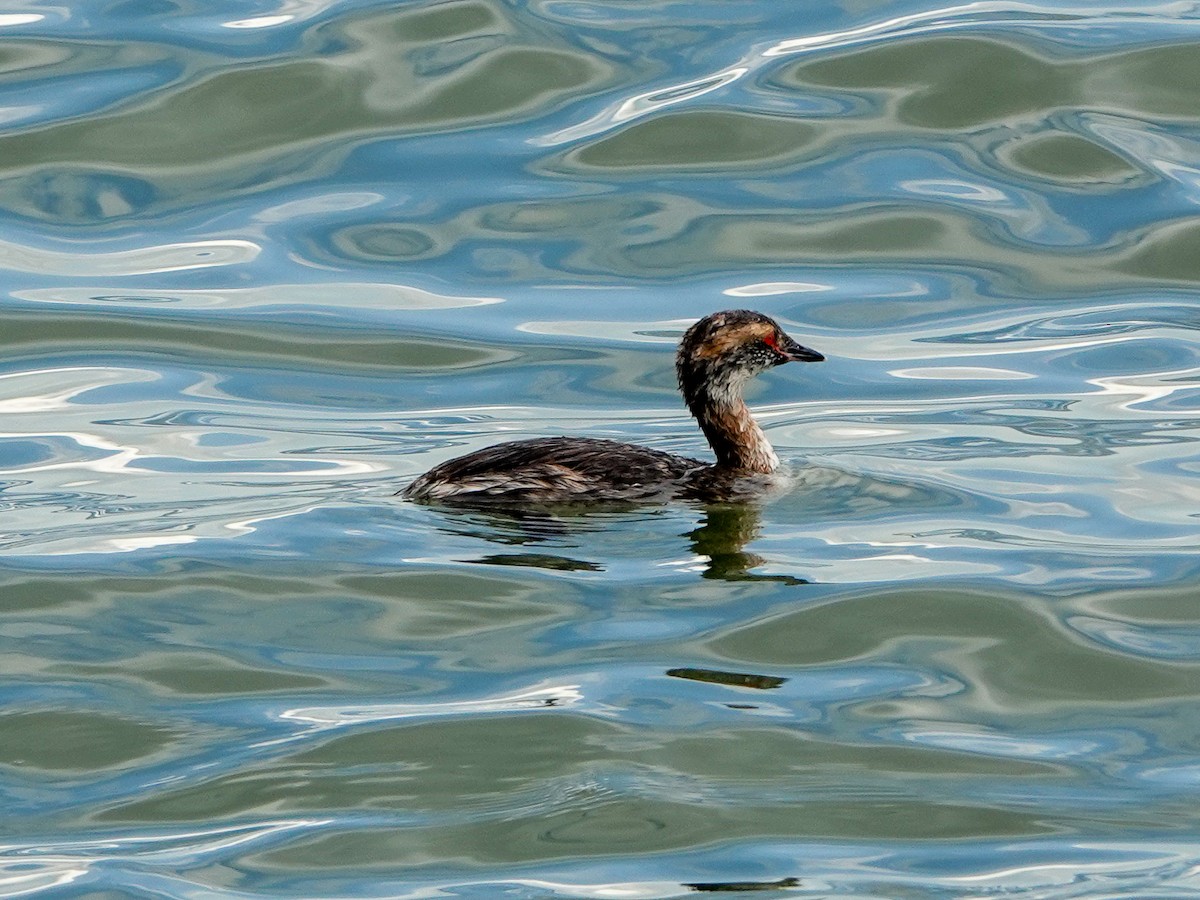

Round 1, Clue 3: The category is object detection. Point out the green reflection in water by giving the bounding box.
[0,0,615,220]
[777,36,1200,128]
[98,709,1067,849]
[0,311,511,371]
[570,111,820,171]
[709,588,1200,709]
[616,205,1200,289]
[247,798,1053,871]
[57,653,329,695]
[0,710,178,772]
[1001,133,1141,183]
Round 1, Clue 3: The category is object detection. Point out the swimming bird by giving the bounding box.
[402,309,824,504]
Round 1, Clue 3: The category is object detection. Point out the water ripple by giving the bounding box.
[0,239,259,276]
[3,0,1200,896]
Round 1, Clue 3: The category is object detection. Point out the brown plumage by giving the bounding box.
[402,309,824,504]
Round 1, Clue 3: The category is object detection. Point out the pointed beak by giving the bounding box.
[779,336,824,363]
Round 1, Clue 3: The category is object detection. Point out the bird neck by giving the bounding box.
[685,373,780,474]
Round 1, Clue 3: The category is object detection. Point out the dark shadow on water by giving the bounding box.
[428,500,809,583]
[666,667,788,690]
[469,552,602,572]
[685,877,801,892]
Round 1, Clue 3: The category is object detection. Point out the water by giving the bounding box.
[2,0,1200,896]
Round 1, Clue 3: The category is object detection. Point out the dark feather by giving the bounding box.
[403,437,706,504]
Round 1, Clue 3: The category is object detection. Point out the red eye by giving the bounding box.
[762,333,779,350]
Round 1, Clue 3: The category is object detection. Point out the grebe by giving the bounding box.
[402,309,824,504]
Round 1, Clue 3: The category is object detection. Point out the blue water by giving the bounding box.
[3,0,1200,896]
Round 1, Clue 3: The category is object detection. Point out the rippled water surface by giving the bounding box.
[4,1,1200,896]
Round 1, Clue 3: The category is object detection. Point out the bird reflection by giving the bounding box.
[686,503,808,585]
[430,501,806,583]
